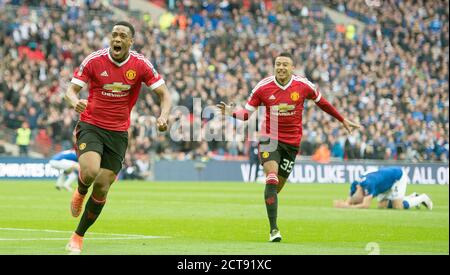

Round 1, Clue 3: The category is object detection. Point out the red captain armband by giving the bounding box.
[232,109,250,121]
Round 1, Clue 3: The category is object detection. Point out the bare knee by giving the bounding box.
[263,161,279,175]
[78,152,101,185]
[92,170,116,198]
[80,166,100,185]
[92,182,111,198]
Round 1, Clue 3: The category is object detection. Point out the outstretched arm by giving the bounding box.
[334,195,373,209]
[315,96,361,134]
[216,101,254,121]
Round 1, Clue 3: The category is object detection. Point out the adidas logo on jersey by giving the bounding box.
[269,95,276,100]
[100,71,108,77]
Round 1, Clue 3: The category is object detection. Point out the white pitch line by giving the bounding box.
[0,237,161,241]
[0,227,171,241]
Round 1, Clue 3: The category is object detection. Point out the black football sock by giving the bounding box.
[265,173,279,232]
[77,175,89,195]
[75,195,106,236]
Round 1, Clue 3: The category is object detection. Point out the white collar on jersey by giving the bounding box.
[274,75,293,90]
[107,47,131,67]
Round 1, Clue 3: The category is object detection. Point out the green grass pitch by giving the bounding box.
[0,180,448,255]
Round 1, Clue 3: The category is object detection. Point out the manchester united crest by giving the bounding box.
[262,152,270,158]
[125,69,136,80]
[290,91,300,101]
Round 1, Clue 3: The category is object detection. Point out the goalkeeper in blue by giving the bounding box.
[49,149,79,191]
[334,167,433,210]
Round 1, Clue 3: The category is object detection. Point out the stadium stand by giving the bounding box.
[0,0,448,171]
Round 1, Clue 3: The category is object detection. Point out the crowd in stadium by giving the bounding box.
[0,0,448,176]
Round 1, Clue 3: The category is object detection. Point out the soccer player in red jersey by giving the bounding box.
[63,21,171,254]
[217,52,361,242]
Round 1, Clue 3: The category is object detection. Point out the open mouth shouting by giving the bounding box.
[112,44,123,56]
[277,70,287,77]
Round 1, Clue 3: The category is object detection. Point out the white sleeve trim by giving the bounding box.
[71,78,86,88]
[149,79,165,90]
[245,103,256,112]
[314,92,322,103]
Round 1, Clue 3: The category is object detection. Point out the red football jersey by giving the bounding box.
[71,48,164,131]
[246,75,322,146]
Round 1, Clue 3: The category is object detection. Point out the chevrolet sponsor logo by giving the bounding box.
[272,103,295,113]
[103,82,131,92]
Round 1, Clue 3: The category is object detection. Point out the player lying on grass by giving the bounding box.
[49,149,79,192]
[334,166,433,210]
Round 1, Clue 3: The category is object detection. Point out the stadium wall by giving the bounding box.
[154,160,449,184]
[0,157,60,179]
[0,157,448,184]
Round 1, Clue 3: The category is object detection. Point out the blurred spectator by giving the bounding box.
[159,10,175,31]
[248,138,261,182]
[16,121,31,156]
[35,128,52,156]
[311,143,331,164]
[18,42,45,61]
[330,135,344,159]
[0,139,7,155]
[122,154,143,180]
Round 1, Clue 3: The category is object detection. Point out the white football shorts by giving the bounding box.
[377,170,408,201]
[49,159,78,172]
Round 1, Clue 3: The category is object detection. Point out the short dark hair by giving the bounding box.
[274,52,294,65]
[113,21,135,37]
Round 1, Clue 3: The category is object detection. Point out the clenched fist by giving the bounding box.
[157,116,168,132]
[74,99,88,113]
